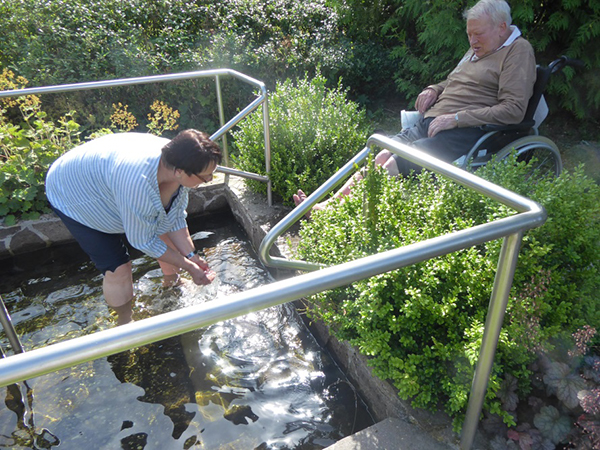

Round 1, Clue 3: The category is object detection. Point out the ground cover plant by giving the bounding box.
[0,72,181,225]
[295,155,600,445]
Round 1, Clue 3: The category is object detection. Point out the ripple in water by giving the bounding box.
[0,213,373,449]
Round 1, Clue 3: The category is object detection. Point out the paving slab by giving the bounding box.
[325,418,455,450]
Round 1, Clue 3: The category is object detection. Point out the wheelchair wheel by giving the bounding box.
[495,136,562,178]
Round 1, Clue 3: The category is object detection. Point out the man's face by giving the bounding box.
[466,16,507,59]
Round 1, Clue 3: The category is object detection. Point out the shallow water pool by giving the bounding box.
[0,211,373,449]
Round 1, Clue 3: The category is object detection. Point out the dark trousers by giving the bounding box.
[390,117,486,175]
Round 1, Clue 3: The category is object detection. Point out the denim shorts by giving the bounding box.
[51,205,130,274]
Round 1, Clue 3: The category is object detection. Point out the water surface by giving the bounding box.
[0,211,373,449]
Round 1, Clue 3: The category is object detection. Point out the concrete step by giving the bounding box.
[325,418,455,450]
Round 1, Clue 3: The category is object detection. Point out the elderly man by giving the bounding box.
[294,0,536,211]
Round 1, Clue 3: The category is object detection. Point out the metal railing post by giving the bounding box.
[261,89,273,206]
[460,232,523,449]
[0,295,24,355]
[214,74,230,185]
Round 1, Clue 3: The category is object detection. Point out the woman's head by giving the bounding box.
[161,129,222,176]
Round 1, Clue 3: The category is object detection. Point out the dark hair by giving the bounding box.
[161,129,222,175]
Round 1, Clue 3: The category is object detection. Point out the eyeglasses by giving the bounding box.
[193,172,213,184]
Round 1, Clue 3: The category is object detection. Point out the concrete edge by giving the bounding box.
[325,417,455,450]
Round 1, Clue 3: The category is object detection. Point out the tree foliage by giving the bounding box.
[0,0,598,125]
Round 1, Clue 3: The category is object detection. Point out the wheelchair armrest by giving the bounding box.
[480,120,535,133]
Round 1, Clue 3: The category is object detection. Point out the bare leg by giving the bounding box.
[293,150,400,214]
[103,261,134,326]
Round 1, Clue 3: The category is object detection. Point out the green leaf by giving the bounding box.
[2,214,16,226]
[497,374,519,411]
[533,406,572,444]
[543,361,587,409]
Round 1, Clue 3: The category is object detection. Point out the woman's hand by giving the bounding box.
[188,253,209,270]
[187,255,215,285]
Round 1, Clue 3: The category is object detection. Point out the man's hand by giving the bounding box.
[427,114,458,137]
[415,88,438,114]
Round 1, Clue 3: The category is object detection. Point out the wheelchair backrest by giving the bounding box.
[523,65,552,127]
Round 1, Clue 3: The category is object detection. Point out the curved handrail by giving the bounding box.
[259,134,545,271]
[257,133,546,450]
[0,68,273,204]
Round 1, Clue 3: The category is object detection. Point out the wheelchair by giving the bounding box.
[401,56,583,178]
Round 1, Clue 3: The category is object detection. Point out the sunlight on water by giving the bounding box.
[0,213,372,449]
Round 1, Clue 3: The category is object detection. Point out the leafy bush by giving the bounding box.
[295,155,600,429]
[200,0,346,85]
[231,73,372,204]
[0,98,81,225]
[0,70,182,225]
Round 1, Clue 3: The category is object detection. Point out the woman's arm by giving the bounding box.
[158,228,214,285]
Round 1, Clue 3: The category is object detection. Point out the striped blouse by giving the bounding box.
[46,133,189,258]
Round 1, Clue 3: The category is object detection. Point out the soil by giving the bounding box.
[539,113,600,183]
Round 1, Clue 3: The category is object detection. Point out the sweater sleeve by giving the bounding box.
[457,40,536,127]
[426,80,448,97]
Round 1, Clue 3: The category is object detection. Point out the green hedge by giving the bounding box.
[295,156,600,428]
[0,0,350,133]
[231,73,372,204]
[1,0,598,126]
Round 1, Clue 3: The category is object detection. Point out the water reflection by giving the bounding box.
[0,212,372,449]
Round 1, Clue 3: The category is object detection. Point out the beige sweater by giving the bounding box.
[425,37,536,128]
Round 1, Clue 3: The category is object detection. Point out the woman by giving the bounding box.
[46,129,222,325]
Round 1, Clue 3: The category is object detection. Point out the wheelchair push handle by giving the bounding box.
[549,55,584,74]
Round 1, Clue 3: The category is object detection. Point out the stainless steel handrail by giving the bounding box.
[258,134,547,450]
[0,130,546,449]
[0,68,273,205]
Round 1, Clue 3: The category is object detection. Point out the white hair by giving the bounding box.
[464,0,512,27]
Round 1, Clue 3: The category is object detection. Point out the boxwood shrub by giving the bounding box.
[295,155,600,429]
[231,73,372,204]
